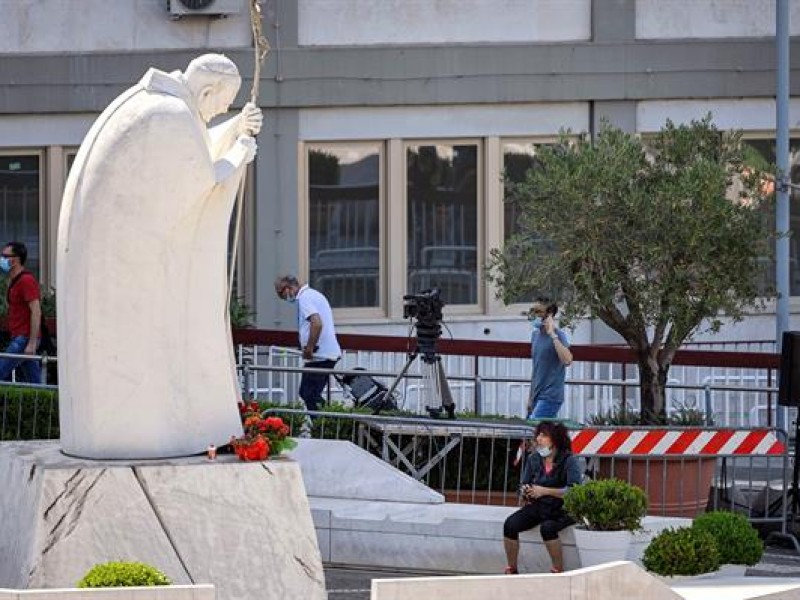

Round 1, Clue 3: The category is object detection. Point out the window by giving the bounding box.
[743,138,800,296]
[502,140,554,304]
[406,143,479,306]
[306,143,382,308]
[503,141,541,241]
[0,153,41,277]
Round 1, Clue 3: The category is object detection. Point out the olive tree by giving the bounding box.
[488,117,773,422]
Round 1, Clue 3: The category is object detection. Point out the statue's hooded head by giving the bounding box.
[184,54,242,123]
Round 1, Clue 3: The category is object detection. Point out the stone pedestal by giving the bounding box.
[0,442,325,600]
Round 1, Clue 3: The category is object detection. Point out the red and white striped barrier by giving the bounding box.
[568,428,786,456]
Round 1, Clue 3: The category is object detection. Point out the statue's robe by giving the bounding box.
[57,68,244,458]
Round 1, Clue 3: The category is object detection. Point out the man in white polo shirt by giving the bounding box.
[274,274,341,412]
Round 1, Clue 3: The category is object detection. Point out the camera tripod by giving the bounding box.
[383,349,455,419]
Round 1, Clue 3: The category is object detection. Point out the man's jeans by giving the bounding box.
[299,359,337,412]
[0,335,41,384]
[529,398,563,419]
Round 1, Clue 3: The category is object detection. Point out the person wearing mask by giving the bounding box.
[503,421,582,574]
[0,241,41,383]
[274,274,341,412]
[526,298,572,419]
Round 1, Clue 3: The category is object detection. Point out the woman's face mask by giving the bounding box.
[536,445,552,458]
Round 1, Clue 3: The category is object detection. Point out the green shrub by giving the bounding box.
[642,526,721,576]
[77,561,171,588]
[0,385,59,440]
[692,510,763,566]
[563,478,648,531]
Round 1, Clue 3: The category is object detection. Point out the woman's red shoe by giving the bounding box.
[549,566,563,574]
[503,566,519,575]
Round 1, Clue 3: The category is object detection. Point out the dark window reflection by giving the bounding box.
[407,144,478,305]
[308,145,381,308]
[503,142,551,304]
[0,155,40,278]
[743,139,799,296]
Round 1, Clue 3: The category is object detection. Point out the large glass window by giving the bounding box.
[0,154,40,277]
[743,138,800,296]
[503,142,541,241]
[307,143,382,308]
[502,141,553,304]
[406,143,478,305]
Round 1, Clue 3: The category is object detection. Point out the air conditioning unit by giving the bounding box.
[168,0,242,18]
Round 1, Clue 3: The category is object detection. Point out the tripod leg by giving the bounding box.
[436,360,456,419]
[383,353,417,407]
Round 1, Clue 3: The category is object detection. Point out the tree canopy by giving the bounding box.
[488,117,774,420]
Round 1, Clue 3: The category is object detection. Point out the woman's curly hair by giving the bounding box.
[534,421,572,454]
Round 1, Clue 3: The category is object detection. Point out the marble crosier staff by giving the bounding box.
[58,54,262,459]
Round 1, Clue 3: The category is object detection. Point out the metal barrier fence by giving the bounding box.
[264,407,791,532]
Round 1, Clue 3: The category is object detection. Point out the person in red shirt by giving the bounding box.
[0,241,41,383]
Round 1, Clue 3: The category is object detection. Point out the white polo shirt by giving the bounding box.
[296,284,341,361]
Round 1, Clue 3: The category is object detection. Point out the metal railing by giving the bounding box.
[237,352,790,429]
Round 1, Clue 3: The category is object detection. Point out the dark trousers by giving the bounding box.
[299,359,337,412]
[503,499,574,542]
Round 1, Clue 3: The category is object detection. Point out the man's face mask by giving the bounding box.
[0,257,12,274]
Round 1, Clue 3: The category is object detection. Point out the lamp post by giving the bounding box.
[776,0,790,435]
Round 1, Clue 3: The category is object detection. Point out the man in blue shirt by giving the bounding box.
[526,298,573,419]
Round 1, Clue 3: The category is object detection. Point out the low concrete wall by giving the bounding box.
[371,563,800,600]
[371,561,681,600]
[0,585,214,599]
[311,496,690,574]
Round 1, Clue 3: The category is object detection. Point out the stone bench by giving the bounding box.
[310,496,689,573]
[290,438,690,574]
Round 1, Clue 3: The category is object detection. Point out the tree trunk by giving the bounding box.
[636,351,668,423]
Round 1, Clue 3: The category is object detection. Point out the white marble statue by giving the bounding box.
[57,54,262,459]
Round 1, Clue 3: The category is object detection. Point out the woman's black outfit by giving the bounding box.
[503,449,582,542]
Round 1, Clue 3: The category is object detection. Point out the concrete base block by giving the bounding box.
[0,442,325,600]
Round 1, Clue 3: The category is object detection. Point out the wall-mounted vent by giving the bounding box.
[168,0,242,18]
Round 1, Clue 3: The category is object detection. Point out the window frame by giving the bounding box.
[403,137,484,316]
[301,140,387,320]
[0,148,46,283]
[491,136,562,317]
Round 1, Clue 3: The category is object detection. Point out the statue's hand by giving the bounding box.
[238,135,257,163]
[240,102,263,136]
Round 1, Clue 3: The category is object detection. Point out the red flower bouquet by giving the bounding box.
[231,402,296,461]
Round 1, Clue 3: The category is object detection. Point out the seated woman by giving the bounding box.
[503,421,582,574]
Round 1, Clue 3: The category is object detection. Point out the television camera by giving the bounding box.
[402,288,444,363]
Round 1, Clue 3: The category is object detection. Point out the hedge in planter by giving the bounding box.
[77,561,171,587]
[642,527,720,577]
[564,478,648,531]
[692,510,763,566]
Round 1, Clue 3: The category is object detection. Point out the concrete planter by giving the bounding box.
[573,528,635,568]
